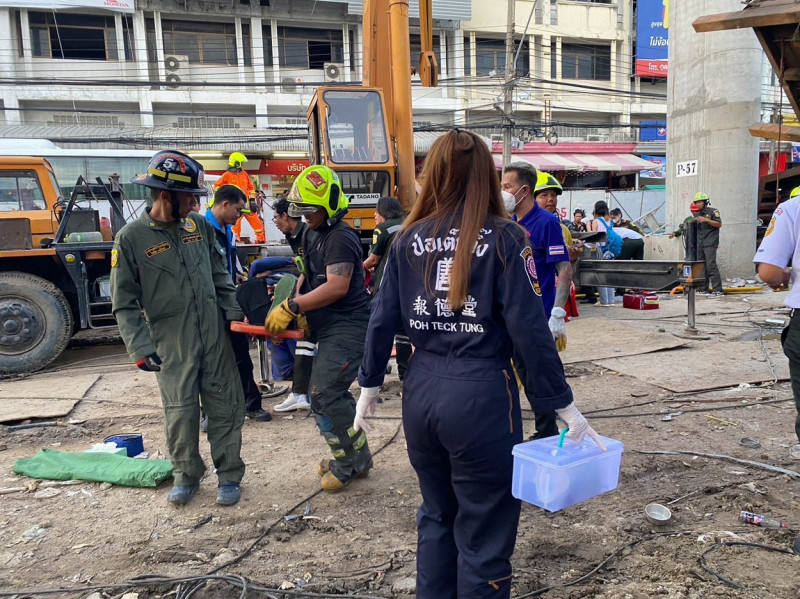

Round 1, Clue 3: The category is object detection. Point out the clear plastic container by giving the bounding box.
[511,435,624,512]
[66,231,104,243]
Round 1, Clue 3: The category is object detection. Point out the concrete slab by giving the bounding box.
[561,317,687,364]
[594,339,789,393]
[0,398,79,423]
[0,374,100,400]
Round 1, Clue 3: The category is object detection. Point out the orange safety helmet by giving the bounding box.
[689,202,700,212]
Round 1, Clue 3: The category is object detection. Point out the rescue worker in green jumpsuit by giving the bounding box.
[265,165,372,492]
[111,150,246,507]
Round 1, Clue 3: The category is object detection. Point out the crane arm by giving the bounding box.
[418,0,439,87]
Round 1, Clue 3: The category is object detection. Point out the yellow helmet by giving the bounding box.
[693,192,709,203]
[534,171,563,196]
[228,152,247,168]
[790,187,800,199]
[287,165,347,218]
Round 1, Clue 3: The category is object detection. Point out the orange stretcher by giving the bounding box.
[230,321,305,339]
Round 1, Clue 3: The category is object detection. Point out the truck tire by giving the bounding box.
[0,272,73,375]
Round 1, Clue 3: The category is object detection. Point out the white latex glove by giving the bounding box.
[555,402,606,450]
[548,307,567,352]
[354,386,380,433]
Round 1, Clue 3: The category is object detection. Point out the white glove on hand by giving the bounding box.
[555,402,606,450]
[548,307,567,352]
[354,386,380,433]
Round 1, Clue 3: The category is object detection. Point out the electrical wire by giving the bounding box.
[699,541,797,590]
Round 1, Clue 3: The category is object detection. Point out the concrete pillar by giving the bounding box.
[251,17,265,85]
[342,24,351,82]
[271,19,280,85]
[114,13,126,62]
[132,10,149,80]
[153,12,165,84]
[235,17,245,84]
[139,90,154,127]
[0,8,14,79]
[19,9,32,78]
[451,29,464,101]
[667,0,761,277]
[3,93,21,125]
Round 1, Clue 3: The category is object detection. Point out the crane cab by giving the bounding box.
[306,87,397,245]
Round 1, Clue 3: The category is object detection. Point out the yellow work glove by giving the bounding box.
[265,298,299,336]
[297,313,311,335]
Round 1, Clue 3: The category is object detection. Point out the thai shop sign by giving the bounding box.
[0,0,134,13]
[640,156,666,179]
[636,0,669,78]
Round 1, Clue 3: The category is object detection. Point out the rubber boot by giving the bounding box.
[167,484,199,506]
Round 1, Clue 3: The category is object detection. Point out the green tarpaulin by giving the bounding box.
[13,449,173,487]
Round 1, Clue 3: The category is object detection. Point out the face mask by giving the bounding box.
[502,187,526,213]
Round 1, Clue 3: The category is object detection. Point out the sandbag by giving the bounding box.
[13,449,173,487]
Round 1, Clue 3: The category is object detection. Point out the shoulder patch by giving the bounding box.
[182,218,197,233]
[111,248,119,267]
[765,216,776,237]
[713,210,720,218]
[182,232,204,244]
[145,241,172,258]
[520,246,541,296]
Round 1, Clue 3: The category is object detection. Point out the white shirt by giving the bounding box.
[754,197,800,308]
[615,226,644,241]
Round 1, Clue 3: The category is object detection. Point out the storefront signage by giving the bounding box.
[635,0,669,78]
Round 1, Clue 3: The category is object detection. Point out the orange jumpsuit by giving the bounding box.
[214,169,255,199]
[233,213,266,243]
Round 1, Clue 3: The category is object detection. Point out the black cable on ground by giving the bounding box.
[699,541,796,590]
[0,423,404,599]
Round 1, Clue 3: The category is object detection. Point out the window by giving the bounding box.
[176,116,239,128]
[474,38,528,77]
[323,90,389,164]
[52,114,122,127]
[409,34,440,73]
[0,170,46,211]
[278,27,343,69]
[262,26,273,67]
[29,11,134,61]
[162,20,249,66]
[561,43,610,80]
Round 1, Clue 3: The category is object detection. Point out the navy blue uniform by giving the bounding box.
[359,216,573,599]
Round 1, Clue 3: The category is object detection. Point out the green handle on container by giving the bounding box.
[558,428,569,448]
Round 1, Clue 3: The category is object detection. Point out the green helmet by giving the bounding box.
[287,165,347,218]
[790,187,800,199]
[534,171,563,197]
[229,151,247,168]
[693,192,710,203]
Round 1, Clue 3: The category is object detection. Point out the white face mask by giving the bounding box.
[502,190,516,213]
[502,187,526,213]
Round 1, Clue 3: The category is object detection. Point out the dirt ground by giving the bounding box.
[1,290,799,598]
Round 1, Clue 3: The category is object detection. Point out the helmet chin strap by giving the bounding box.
[326,208,347,228]
[169,190,181,222]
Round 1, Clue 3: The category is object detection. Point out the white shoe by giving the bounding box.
[274,393,311,412]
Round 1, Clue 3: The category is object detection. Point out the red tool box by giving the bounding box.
[622,291,660,310]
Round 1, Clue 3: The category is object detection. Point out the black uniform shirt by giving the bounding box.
[302,219,370,328]
[369,216,403,294]
[358,216,573,413]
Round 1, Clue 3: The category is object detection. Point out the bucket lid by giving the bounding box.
[512,435,623,467]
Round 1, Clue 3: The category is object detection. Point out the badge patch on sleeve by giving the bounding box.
[145,241,172,258]
[182,232,204,244]
[111,249,119,267]
[548,245,565,256]
[520,246,541,296]
[765,216,776,237]
[182,218,197,233]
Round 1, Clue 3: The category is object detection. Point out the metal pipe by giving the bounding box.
[687,287,697,330]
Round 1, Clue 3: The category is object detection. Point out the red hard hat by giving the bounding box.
[690,202,700,212]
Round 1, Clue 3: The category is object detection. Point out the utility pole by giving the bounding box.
[502,0,515,166]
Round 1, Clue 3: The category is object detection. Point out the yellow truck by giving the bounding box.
[0,157,128,375]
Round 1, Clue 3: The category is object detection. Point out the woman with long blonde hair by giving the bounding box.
[354,130,602,598]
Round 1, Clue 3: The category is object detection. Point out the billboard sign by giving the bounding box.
[640,155,665,179]
[640,121,667,142]
[0,0,134,13]
[636,0,669,78]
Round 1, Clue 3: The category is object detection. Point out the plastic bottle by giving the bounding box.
[66,231,104,243]
[739,510,788,529]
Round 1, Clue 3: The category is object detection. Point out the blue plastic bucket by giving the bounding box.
[104,434,144,457]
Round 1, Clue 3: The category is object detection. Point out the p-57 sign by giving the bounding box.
[676,160,698,178]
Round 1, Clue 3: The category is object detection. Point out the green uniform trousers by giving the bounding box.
[309,310,372,479]
[697,243,723,292]
[781,311,800,445]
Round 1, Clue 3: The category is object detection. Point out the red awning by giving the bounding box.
[494,153,659,172]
